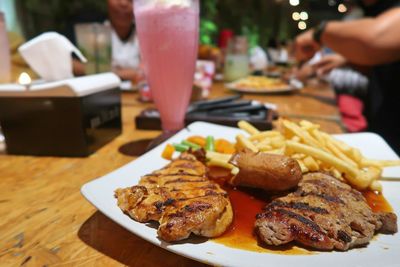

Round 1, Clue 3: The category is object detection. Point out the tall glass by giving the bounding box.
[134,0,199,131]
[224,36,250,82]
[74,23,112,74]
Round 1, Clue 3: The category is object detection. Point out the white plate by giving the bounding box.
[81,122,400,267]
[334,133,400,180]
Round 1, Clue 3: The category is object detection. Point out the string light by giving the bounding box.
[300,11,308,20]
[338,3,347,13]
[292,12,301,21]
[289,0,300,6]
[298,21,307,30]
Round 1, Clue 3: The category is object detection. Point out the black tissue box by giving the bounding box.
[0,74,122,157]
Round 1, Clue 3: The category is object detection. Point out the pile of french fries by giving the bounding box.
[206,119,400,192]
[236,119,400,192]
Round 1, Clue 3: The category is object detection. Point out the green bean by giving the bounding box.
[181,140,201,150]
[205,136,215,151]
[173,143,190,152]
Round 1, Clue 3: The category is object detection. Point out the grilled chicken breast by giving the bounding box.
[115,153,233,242]
[255,172,398,251]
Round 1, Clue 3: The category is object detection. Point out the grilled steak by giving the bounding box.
[255,172,398,250]
[115,152,233,242]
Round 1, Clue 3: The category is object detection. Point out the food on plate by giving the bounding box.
[230,76,289,91]
[161,119,400,192]
[238,119,400,191]
[121,119,399,250]
[229,149,302,191]
[255,172,398,251]
[115,152,233,242]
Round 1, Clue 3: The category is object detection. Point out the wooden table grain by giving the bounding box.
[0,82,343,266]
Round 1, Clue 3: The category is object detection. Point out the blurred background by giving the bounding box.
[1,0,351,47]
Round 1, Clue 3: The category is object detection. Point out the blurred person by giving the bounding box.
[74,0,143,83]
[107,0,142,82]
[278,40,289,64]
[294,0,400,153]
[250,45,269,74]
[266,38,279,64]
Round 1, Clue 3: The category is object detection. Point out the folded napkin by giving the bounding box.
[337,94,367,132]
[0,73,120,97]
[18,32,87,81]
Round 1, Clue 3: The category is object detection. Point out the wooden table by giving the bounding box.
[0,83,343,266]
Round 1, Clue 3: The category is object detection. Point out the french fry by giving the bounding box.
[236,134,258,152]
[303,156,319,172]
[257,144,273,151]
[257,138,271,146]
[249,131,281,141]
[297,159,309,173]
[328,135,353,154]
[350,148,363,163]
[283,120,321,148]
[324,139,359,168]
[208,158,235,170]
[270,137,286,148]
[311,129,327,147]
[316,132,363,168]
[235,119,396,191]
[369,180,383,192]
[299,120,319,131]
[330,168,343,180]
[291,153,306,160]
[238,121,260,135]
[286,141,374,189]
[206,151,232,162]
[206,152,239,175]
[291,136,301,142]
[361,158,400,168]
[360,166,382,182]
[265,148,285,155]
[231,167,240,175]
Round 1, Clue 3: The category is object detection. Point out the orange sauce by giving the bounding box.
[208,167,312,255]
[363,191,393,213]
[208,167,394,255]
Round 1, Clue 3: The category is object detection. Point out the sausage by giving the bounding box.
[229,149,302,191]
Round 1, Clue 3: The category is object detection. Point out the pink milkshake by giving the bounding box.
[134,0,199,131]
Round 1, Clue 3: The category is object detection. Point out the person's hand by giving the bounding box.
[313,54,347,76]
[292,64,316,82]
[295,29,321,62]
[113,67,146,84]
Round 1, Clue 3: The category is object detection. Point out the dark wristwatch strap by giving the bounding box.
[313,21,327,44]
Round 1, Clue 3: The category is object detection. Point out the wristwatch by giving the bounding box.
[313,21,328,44]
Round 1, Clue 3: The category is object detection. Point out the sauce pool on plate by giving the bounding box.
[208,167,393,254]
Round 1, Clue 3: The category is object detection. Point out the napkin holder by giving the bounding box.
[0,73,122,157]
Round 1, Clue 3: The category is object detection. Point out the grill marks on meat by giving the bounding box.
[115,153,233,242]
[255,172,398,251]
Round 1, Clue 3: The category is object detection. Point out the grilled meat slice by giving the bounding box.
[115,153,233,242]
[158,194,233,241]
[255,172,398,251]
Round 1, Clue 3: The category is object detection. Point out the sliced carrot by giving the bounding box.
[187,136,206,148]
[215,139,236,154]
[161,144,175,160]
